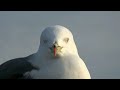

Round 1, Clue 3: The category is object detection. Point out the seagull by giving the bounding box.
[0,25,91,79]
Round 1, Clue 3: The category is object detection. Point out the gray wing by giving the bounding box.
[0,54,37,79]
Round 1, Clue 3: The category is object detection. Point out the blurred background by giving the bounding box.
[0,11,120,79]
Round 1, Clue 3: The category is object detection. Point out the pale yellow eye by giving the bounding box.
[63,38,69,43]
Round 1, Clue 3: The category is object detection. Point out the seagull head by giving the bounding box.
[38,25,78,58]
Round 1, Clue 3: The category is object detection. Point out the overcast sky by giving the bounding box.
[0,11,120,79]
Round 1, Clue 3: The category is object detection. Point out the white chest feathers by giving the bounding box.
[25,56,91,79]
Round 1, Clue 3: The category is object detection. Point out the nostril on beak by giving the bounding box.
[53,44,56,48]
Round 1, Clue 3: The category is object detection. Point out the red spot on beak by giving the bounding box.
[54,47,56,57]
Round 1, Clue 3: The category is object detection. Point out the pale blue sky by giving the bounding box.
[0,11,120,79]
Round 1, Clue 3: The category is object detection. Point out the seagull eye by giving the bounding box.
[63,38,69,43]
[43,40,48,44]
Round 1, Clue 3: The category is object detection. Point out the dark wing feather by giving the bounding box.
[0,54,37,79]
